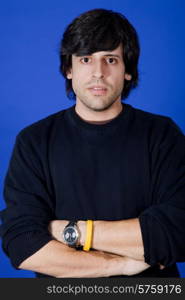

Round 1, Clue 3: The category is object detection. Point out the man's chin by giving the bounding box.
[88,101,118,112]
[89,106,111,112]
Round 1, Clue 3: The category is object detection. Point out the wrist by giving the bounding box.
[91,220,104,249]
[78,220,86,246]
[49,220,67,242]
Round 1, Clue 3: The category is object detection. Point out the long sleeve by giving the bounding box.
[139,118,185,267]
[0,131,54,268]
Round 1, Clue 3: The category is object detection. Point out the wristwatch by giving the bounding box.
[62,221,81,248]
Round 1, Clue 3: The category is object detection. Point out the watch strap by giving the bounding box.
[66,221,77,227]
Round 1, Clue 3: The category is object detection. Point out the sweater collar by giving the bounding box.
[68,103,131,131]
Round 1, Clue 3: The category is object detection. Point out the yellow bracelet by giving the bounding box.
[83,220,93,251]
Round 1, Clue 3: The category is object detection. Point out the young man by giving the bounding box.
[1,9,185,278]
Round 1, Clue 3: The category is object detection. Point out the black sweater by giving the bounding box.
[1,103,185,277]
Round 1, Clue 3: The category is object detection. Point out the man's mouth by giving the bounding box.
[88,86,107,95]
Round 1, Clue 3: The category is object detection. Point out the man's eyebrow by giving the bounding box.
[74,54,121,58]
[103,54,121,58]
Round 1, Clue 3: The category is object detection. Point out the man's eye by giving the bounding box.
[107,58,117,64]
[81,57,91,63]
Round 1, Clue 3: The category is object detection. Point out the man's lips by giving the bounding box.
[87,86,108,95]
[88,85,107,90]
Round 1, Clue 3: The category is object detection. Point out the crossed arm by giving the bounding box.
[49,218,145,260]
[19,218,161,277]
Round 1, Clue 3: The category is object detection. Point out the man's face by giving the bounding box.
[67,44,132,112]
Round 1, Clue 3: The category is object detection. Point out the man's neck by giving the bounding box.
[75,100,123,124]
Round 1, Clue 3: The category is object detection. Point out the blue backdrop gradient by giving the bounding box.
[0,0,185,277]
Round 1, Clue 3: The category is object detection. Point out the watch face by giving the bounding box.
[63,226,78,245]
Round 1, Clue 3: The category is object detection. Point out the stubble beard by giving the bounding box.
[75,87,123,112]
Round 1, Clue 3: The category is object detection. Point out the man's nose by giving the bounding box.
[92,61,105,79]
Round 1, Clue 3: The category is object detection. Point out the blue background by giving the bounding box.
[0,0,185,277]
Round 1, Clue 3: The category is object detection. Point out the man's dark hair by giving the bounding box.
[59,8,140,100]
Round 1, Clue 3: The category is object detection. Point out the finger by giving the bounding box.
[159,264,165,270]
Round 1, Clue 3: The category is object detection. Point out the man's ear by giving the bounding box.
[125,73,132,81]
[67,69,72,79]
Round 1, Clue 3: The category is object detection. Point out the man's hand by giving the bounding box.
[122,256,151,276]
